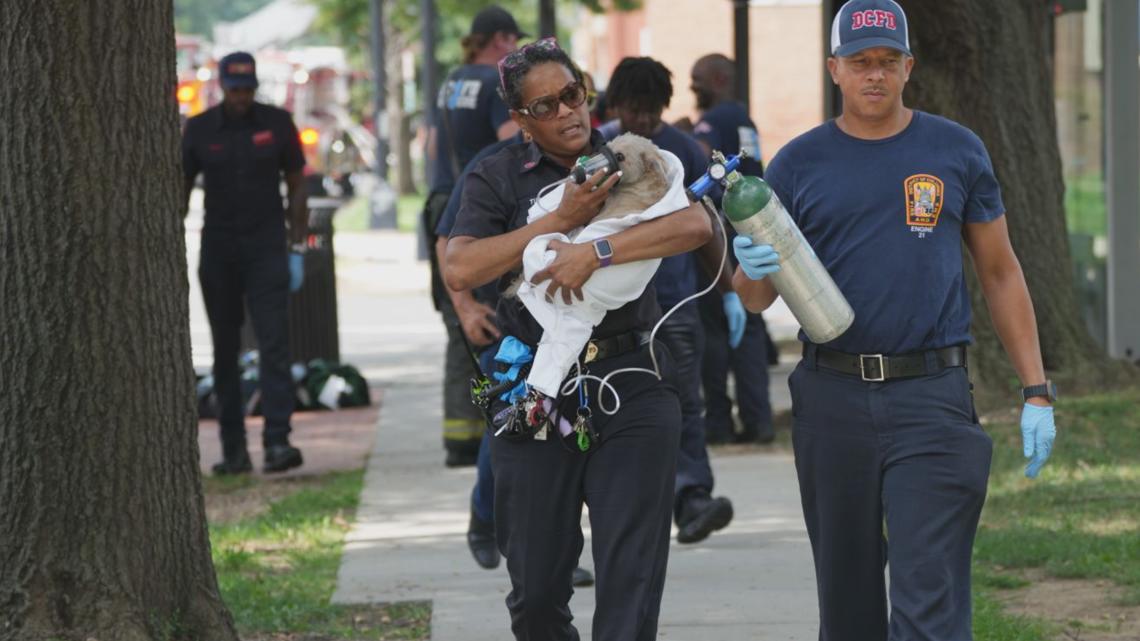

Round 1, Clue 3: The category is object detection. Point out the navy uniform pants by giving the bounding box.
[655,303,716,508]
[199,230,294,455]
[491,344,681,641]
[699,292,773,439]
[788,348,992,641]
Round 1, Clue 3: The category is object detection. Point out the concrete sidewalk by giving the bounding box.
[328,231,819,640]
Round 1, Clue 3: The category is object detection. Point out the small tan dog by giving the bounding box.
[504,133,671,299]
[589,133,671,222]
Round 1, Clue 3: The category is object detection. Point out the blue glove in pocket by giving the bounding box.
[289,252,305,293]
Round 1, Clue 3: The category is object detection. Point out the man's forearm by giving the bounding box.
[732,266,779,312]
[980,267,1047,386]
[287,184,307,244]
[694,203,733,293]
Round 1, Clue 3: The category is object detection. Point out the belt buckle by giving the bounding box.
[584,341,599,363]
[859,354,886,382]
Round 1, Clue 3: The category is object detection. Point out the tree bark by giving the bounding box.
[0,3,238,641]
[385,30,417,195]
[900,0,1129,396]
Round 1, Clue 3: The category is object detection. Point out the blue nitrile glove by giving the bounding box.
[733,236,780,281]
[288,252,305,292]
[1020,403,1056,479]
[723,292,747,349]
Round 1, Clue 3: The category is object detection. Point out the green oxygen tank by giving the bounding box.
[723,171,854,344]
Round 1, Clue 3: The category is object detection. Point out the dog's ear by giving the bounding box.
[639,149,670,197]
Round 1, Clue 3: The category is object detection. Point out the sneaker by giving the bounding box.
[676,489,734,544]
[211,452,252,476]
[263,444,303,473]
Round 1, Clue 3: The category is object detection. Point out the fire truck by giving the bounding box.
[175,34,218,125]
[174,39,372,197]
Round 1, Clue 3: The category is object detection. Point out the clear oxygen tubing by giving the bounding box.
[554,196,729,416]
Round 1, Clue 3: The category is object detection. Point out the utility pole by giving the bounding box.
[539,0,556,38]
[370,0,388,180]
[422,0,439,136]
[733,0,750,111]
[369,0,395,228]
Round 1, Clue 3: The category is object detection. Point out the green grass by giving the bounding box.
[973,591,1056,641]
[396,193,423,233]
[1064,173,1107,238]
[329,192,423,234]
[974,390,1140,592]
[969,388,1140,636]
[209,470,430,639]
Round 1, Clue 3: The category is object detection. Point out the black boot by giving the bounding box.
[264,444,303,473]
[212,450,252,476]
[676,488,734,544]
[572,566,594,587]
[467,511,500,569]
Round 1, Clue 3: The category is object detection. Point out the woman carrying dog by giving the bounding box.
[445,39,712,641]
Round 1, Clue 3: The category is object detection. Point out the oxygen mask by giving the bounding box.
[570,146,622,184]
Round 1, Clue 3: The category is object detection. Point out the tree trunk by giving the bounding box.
[0,4,238,641]
[385,31,417,195]
[900,0,1128,397]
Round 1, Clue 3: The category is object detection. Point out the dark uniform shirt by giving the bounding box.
[764,110,1004,354]
[182,102,305,235]
[429,64,511,194]
[693,101,765,178]
[450,130,662,347]
[436,132,527,306]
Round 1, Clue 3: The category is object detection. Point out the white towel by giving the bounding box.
[517,149,690,396]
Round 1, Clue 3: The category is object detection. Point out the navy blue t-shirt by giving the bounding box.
[764,110,1004,354]
[436,132,526,305]
[693,101,764,178]
[603,123,709,308]
[429,64,511,194]
[182,102,305,234]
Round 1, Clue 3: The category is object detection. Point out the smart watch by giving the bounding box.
[1021,380,1057,403]
[593,239,614,268]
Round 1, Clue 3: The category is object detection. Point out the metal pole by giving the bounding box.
[539,0,556,39]
[733,0,750,110]
[370,0,388,180]
[1104,0,1140,361]
[422,0,438,135]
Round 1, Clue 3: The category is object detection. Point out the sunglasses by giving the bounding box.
[517,81,588,121]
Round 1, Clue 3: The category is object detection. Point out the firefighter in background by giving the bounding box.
[182,51,307,475]
[425,6,524,467]
[686,53,776,445]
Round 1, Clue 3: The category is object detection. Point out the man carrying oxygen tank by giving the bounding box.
[730,1,1057,639]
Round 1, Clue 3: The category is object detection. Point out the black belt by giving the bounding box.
[805,343,967,382]
[583,331,649,364]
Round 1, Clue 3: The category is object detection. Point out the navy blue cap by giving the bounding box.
[470,5,529,38]
[830,0,911,57]
[218,52,259,89]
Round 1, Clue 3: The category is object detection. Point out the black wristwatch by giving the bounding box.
[1021,380,1057,403]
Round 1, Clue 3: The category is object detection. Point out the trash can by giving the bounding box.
[241,197,342,363]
